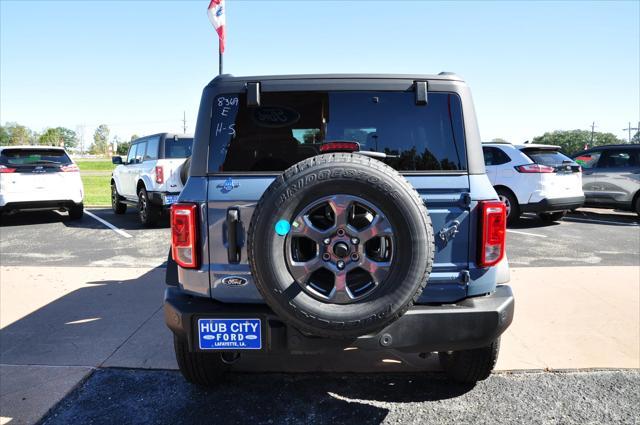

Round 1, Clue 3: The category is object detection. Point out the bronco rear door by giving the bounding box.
[203,79,472,304]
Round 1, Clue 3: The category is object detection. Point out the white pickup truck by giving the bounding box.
[111,133,193,226]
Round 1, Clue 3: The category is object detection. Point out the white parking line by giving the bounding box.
[85,210,133,238]
[507,229,548,238]
[563,217,639,227]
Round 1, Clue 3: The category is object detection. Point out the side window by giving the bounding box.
[144,137,160,161]
[574,151,601,169]
[598,149,636,169]
[483,147,511,166]
[135,141,147,164]
[126,143,138,164]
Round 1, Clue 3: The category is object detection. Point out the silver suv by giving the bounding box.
[572,144,640,215]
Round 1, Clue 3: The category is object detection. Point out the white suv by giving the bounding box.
[111,133,193,226]
[482,142,584,224]
[0,146,84,219]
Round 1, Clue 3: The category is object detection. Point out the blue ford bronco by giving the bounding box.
[165,73,514,385]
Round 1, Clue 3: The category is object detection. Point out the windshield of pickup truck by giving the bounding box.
[165,138,193,159]
[210,91,467,172]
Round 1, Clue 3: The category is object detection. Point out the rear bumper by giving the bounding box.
[164,285,515,354]
[148,191,180,208]
[0,199,82,212]
[521,195,585,213]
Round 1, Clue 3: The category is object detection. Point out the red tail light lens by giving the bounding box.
[155,166,164,184]
[0,165,16,173]
[478,200,506,267]
[319,141,360,153]
[171,204,198,268]
[515,164,554,173]
[60,164,79,172]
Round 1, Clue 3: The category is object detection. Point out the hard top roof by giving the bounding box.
[207,72,465,87]
[0,145,65,151]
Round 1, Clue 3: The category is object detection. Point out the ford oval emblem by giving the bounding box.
[221,276,248,287]
[252,106,300,128]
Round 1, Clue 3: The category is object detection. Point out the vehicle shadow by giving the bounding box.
[509,213,562,229]
[0,210,68,227]
[1,267,476,424]
[567,208,640,225]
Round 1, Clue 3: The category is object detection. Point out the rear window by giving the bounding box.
[0,149,72,166]
[520,149,572,166]
[209,91,467,172]
[164,138,193,159]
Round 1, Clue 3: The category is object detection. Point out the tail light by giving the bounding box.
[0,165,16,173]
[155,166,164,184]
[60,164,79,172]
[478,200,506,267]
[515,164,554,173]
[171,204,198,268]
[319,141,360,153]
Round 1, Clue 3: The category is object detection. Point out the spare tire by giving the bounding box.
[248,153,434,338]
[180,156,192,186]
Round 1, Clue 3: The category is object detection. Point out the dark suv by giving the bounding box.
[164,73,514,385]
[572,144,640,215]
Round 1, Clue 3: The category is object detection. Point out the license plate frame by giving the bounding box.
[197,318,262,350]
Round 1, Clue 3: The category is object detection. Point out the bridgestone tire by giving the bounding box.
[248,153,434,338]
[180,156,192,186]
[439,338,500,383]
[173,336,228,386]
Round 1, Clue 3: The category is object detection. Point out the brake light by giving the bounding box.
[515,164,554,173]
[60,164,79,172]
[319,141,360,153]
[0,165,16,173]
[155,166,164,184]
[478,200,506,267]
[171,204,198,268]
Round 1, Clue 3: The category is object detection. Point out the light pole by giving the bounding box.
[622,122,639,143]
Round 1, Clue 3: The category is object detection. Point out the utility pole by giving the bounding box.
[622,121,639,143]
[590,121,596,146]
[182,111,187,134]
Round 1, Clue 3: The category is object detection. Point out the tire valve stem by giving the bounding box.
[337,260,345,270]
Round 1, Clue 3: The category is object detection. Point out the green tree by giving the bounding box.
[3,122,33,145]
[91,124,110,155]
[130,134,140,143]
[39,128,64,146]
[56,127,78,148]
[0,126,9,146]
[632,130,640,144]
[532,130,624,155]
[117,140,130,156]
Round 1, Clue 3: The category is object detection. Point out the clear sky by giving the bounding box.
[1,0,638,147]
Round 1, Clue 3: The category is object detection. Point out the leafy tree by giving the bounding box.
[56,127,78,148]
[632,130,640,144]
[130,134,140,142]
[91,124,110,155]
[3,122,33,145]
[117,140,131,156]
[39,128,64,146]
[0,126,9,146]
[532,130,624,155]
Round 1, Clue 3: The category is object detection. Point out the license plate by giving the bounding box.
[197,318,262,350]
[164,194,179,205]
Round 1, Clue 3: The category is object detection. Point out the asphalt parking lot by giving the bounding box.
[1,207,638,269]
[1,206,639,424]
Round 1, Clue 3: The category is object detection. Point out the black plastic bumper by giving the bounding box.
[148,192,180,208]
[164,285,515,354]
[0,200,81,212]
[521,195,585,213]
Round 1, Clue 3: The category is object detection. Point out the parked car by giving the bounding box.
[164,73,514,385]
[111,133,193,226]
[572,144,640,216]
[0,146,84,219]
[482,141,584,224]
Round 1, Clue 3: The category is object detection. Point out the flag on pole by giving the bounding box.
[207,0,226,53]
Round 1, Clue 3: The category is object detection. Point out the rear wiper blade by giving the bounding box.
[355,151,399,160]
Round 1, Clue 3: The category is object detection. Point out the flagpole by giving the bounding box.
[219,40,223,75]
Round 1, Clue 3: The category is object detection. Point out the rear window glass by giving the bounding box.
[0,149,72,166]
[521,149,572,166]
[165,138,193,159]
[209,91,467,172]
